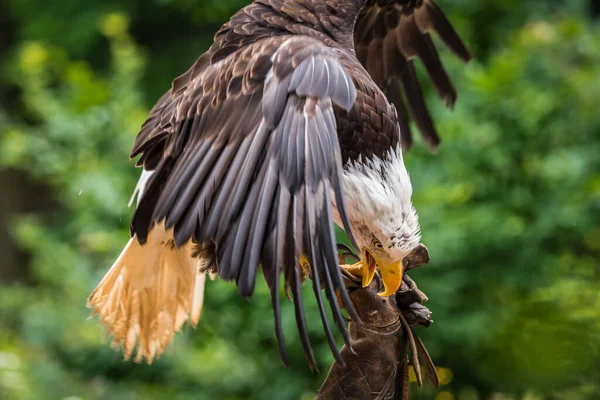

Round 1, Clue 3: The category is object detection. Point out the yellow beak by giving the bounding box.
[361,249,403,297]
[361,249,377,288]
[377,259,403,297]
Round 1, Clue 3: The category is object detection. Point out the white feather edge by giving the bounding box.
[128,169,155,208]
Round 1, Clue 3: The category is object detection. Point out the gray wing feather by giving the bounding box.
[129,36,359,369]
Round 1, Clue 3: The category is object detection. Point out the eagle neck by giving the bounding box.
[318,0,369,49]
[249,0,368,49]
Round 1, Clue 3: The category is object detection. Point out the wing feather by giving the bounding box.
[239,160,278,295]
[304,184,343,365]
[355,0,471,150]
[130,35,359,365]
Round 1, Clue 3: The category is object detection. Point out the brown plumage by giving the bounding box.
[355,0,471,151]
[88,0,470,369]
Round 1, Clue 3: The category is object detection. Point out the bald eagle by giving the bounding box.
[88,0,470,368]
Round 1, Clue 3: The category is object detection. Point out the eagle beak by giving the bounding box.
[361,249,404,296]
[361,249,377,288]
[377,259,403,297]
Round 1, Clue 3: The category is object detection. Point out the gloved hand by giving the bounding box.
[317,244,439,400]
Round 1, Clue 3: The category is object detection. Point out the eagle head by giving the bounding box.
[339,145,421,296]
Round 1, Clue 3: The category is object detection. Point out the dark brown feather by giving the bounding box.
[125,0,469,367]
[130,33,362,366]
[355,0,471,151]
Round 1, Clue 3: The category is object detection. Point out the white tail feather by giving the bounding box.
[88,223,209,363]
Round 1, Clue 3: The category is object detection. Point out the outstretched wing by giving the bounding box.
[355,0,471,150]
[129,35,359,369]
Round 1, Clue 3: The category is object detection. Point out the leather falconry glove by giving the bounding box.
[317,244,438,400]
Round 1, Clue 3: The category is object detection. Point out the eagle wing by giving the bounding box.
[355,0,471,150]
[129,35,359,369]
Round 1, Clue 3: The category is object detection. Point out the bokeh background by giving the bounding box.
[0,0,599,399]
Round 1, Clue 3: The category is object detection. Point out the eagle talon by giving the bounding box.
[339,261,364,281]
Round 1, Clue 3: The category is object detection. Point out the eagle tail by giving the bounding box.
[87,223,209,363]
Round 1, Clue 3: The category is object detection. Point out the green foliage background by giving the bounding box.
[0,1,599,399]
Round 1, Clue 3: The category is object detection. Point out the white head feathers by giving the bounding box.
[340,145,421,254]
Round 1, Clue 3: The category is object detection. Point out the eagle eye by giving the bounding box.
[372,239,383,249]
